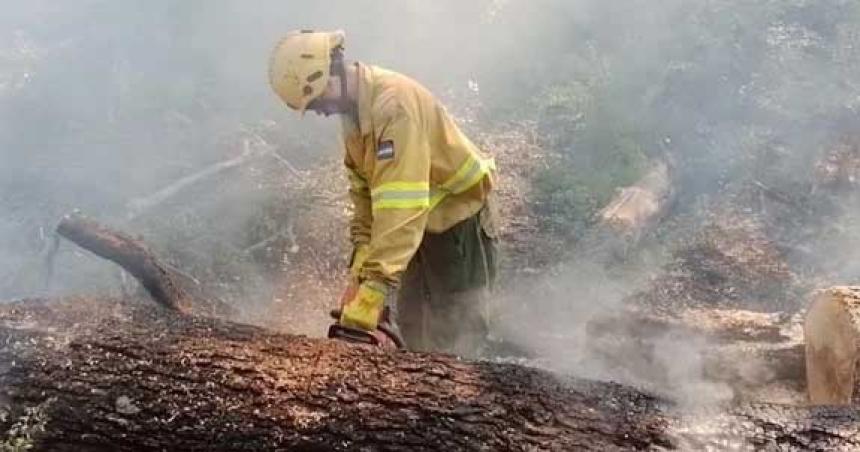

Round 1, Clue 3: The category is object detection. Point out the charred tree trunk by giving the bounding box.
[0,298,859,451]
[0,298,668,451]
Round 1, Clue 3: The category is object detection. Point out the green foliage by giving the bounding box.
[488,0,860,241]
[530,77,650,240]
[532,162,597,238]
[532,146,648,240]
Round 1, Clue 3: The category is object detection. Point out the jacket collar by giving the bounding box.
[339,62,375,138]
[355,61,374,137]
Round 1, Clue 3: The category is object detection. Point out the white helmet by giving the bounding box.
[268,30,345,113]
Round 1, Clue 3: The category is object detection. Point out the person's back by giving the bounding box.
[343,63,495,234]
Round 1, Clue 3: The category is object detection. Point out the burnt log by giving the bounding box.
[669,403,860,450]
[56,215,189,312]
[597,160,674,242]
[0,297,859,451]
[55,215,232,317]
[0,297,668,451]
[584,307,807,403]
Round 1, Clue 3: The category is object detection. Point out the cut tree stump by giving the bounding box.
[804,286,860,404]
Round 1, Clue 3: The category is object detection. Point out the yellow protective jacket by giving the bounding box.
[342,62,495,287]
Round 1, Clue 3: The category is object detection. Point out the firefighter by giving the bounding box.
[268,30,498,356]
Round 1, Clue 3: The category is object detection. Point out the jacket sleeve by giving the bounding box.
[344,153,372,247]
[359,106,432,286]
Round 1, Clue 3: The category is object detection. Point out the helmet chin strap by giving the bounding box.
[330,50,357,120]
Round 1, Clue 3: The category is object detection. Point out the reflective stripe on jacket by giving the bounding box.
[342,62,495,286]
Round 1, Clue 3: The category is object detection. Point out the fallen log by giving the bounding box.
[584,307,806,405]
[123,136,300,221]
[0,297,859,451]
[55,215,191,313]
[668,403,860,450]
[0,297,668,451]
[804,286,860,404]
[598,160,674,241]
[125,140,255,220]
[54,215,238,318]
[813,140,860,193]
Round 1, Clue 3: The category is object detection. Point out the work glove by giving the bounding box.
[339,279,388,331]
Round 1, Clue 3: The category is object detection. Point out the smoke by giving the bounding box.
[0,0,524,300]
[484,0,860,406]
[2,0,860,406]
[492,242,737,407]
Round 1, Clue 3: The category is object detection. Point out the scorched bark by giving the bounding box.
[0,298,858,451]
[56,215,190,312]
[0,297,667,451]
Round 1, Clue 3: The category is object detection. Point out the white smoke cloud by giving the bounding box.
[1,1,859,407]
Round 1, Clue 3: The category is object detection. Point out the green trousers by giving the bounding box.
[394,204,498,357]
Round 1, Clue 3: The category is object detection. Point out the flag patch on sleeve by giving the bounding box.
[377,140,395,160]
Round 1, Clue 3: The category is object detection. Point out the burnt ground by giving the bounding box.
[465,131,860,413]
[169,121,857,414]
[2,119,858,449]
